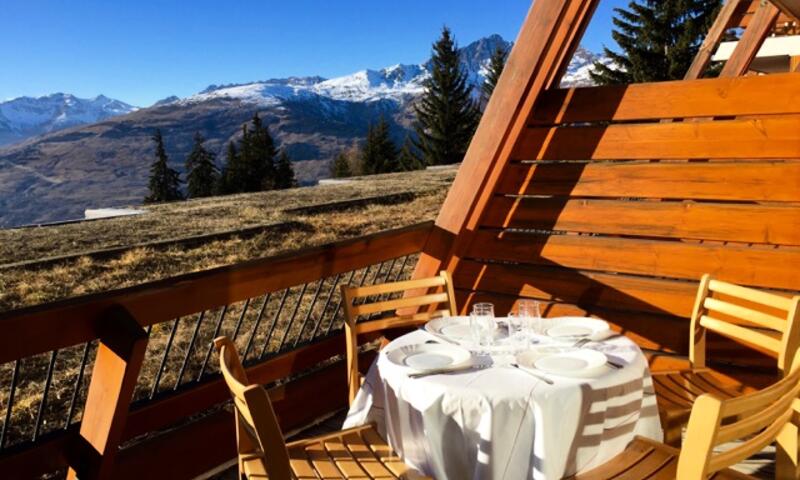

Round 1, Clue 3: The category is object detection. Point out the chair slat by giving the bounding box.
[708,279,794,311]
[349,292,450,317]
[699,315,782,354]
[346,275,446,298]
[703,297,786,332]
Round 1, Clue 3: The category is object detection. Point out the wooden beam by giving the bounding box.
[685,0,747,79]
[771,0,800,23]
[66,307,148,480]
[412,0,600,282]
[721,1,781,77]
[792,55,800,72]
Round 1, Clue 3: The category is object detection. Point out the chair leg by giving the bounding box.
[776,423,800,480]
[663,422,683,447]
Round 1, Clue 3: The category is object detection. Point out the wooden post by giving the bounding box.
[410,0,600,289]
[791,55,800,72]
[720,1,780,77]
[67,306,148,480]
[685,0,747,79]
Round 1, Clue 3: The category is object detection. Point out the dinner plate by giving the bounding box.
[533,349,608,378]
[385,343,472,372]
[546,317,611,340]
[425,316,500,343]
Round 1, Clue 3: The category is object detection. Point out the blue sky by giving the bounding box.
[0,0,627,106]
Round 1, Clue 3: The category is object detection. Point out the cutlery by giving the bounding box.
[606,360,624,369]
[408,364,490,378]
[509,363,554,385]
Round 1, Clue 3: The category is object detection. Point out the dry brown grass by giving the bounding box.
[0,167,453,451]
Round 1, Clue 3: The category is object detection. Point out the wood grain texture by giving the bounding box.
[497,161,800,202]
[685,0,747,80]
[466,231,800,291]
[531,73,800,124]
[481,197,800,245]
[720,1,780,77]
[514,116,800,161]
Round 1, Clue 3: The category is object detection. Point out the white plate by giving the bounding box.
[546,317,611,340]
[385,343,472,373]
[425,316,474,342]
[533,349,608,378]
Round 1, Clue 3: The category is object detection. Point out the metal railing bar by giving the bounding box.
[259,289,290,360]
[243,293,270,364]
[230,298,251,342]
[292,279,325,348]
[278,283,309,352]
[174,311,205,390]
[327,266,370,336]
[311,273,342,341]
[33,350,58,441]
[151,318,180,399]
[392,255,411,283]
[322,270,357,337]
[65,342,91,427]
[197,306,228,381]
[1,359,20,449]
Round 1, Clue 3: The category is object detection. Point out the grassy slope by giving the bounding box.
[0,166,456,313]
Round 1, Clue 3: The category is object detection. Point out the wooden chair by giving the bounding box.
[214,336,430,480]
[653,274,800,445]
[576,355,800,479]
[341,271,457,404]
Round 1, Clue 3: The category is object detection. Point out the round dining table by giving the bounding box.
[343,325,663,479]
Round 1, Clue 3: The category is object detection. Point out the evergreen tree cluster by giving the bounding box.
[144,113,296,204]
[331,118,424,178]
[591,0,720,84]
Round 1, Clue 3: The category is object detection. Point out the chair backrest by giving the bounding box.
[677,354,800,478]
[341,270,457,403]
[214,336,292,480]
[689,274,800,372]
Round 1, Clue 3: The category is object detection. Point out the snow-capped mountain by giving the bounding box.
[0,93,137,146]
[561,47,611,87]
[0,35,607,227]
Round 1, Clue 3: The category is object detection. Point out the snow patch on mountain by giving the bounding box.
[0,93,137,146]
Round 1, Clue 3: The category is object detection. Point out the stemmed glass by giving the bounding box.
[470,302,495,347]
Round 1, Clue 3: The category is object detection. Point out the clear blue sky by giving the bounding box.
[0,0,627,107]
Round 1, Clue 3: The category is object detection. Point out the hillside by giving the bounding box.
[0,35,605,227]
[0,165,457,312]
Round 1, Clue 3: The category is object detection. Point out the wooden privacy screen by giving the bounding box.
[451,72,800,357]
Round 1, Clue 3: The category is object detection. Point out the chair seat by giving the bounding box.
[243,423,430,479]
[652,367,759,440]
[573,437,754,479]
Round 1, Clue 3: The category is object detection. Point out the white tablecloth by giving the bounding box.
[343,329,662,479]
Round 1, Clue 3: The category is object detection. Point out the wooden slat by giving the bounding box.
[709,279,795,311]
[531,73,800,124]
[720,2,780,77]
[481,197,800,245]
[700,315,783,353]
[346,275,445,297]
[0,221,432,364]
[704,297,787,331]
[453,260,697,318]
[466,231,800,291]
[685,0,747,80]
[497,161,800,202]
[515,116,800,161]
[772,0,800,21]
[350,292,449,317]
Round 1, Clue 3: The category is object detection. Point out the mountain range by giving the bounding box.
[0,35,606,227]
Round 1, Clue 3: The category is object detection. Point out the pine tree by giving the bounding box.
[274,150,297,189]
[361,117,398,174]
[144,129,182,203]
[481,45,508,106]
[245,113,277,191]
[397,135,424,171]
[185,132,218,198]
[331,152,352,178]
[591,0,720,84]
[219,140,244,194]
[414,26,480,166]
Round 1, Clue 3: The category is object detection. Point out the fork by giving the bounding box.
[509,363,554,385]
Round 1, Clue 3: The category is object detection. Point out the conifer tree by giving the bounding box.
[361,117,398,174]
[185,132,218,198]
[397,135,424,171]
[481,45,508,106]
[245,113,277,191]
[414,26,480,166]
[145,129,182,203]
[331,152,352,178]
[591,0,720,84]
[219,140,244,194]
[274,150,297,189]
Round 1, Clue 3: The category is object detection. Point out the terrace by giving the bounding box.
[1,0,799,478]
